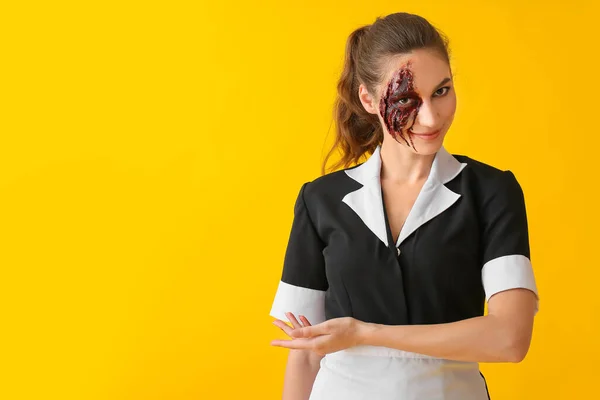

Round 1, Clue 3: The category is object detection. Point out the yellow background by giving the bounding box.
[1,1,598,399]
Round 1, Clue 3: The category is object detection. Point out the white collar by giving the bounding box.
[342,144,467,247]
[345,144,465,185]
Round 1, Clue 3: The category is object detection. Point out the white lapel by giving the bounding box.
[342,146,388,246]
[342,144,467,248]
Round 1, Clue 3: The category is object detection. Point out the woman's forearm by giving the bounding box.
[282,349,323,400]
[359,314,533,363]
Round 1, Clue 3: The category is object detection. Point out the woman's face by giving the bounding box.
[359,48,457,155]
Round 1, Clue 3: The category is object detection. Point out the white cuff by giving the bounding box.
[269,280,326,324]
[482,254,539,313]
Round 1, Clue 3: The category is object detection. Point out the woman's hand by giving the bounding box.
[272,312,314,339]
[271,313,368,356]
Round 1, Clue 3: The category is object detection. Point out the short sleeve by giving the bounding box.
[269,182,329,324]
[480,170,539,311]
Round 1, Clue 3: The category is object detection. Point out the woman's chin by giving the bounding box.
[410,132,446,153]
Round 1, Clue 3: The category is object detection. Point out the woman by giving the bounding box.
[269,12,539,400]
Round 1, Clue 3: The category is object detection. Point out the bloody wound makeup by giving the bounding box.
[378,61,423,150]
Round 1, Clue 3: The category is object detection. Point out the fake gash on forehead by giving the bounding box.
[378,61,423,149]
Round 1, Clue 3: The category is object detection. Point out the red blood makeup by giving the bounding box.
[378,61,423,149]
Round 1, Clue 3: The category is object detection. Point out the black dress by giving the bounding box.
[269,145,538,400]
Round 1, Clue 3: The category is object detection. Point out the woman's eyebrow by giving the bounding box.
[425,77,452,96]
[433,77,452,91]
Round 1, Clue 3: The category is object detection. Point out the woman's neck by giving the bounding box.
[379,143,436,184]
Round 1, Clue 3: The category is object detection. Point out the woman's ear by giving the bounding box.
[358,84,379,115]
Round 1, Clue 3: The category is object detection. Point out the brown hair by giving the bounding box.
[322,12,451,174]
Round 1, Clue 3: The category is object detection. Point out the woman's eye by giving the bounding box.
[434,86,450,97]
[398,97,412,105]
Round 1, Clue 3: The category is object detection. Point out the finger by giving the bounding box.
[290,323,328,338]
[271,337,314,350]
[272,319,294,336]
[285,312,303,329]
[298,315,312,327]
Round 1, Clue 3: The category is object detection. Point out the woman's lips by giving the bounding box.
[410,129,441,141]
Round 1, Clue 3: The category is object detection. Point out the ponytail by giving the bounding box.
[322,25,381,175]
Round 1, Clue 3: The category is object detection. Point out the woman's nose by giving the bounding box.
[414,100,439,129]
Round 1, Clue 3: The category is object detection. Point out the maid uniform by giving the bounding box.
[269,144,539,400]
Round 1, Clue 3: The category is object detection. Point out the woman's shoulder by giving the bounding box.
[454,153,505,177]
[301,166,363,204]
[452,153,524,198]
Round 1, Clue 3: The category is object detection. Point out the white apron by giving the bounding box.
[309,345,490,400]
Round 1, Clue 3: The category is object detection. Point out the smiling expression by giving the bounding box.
[373,50,456,153]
